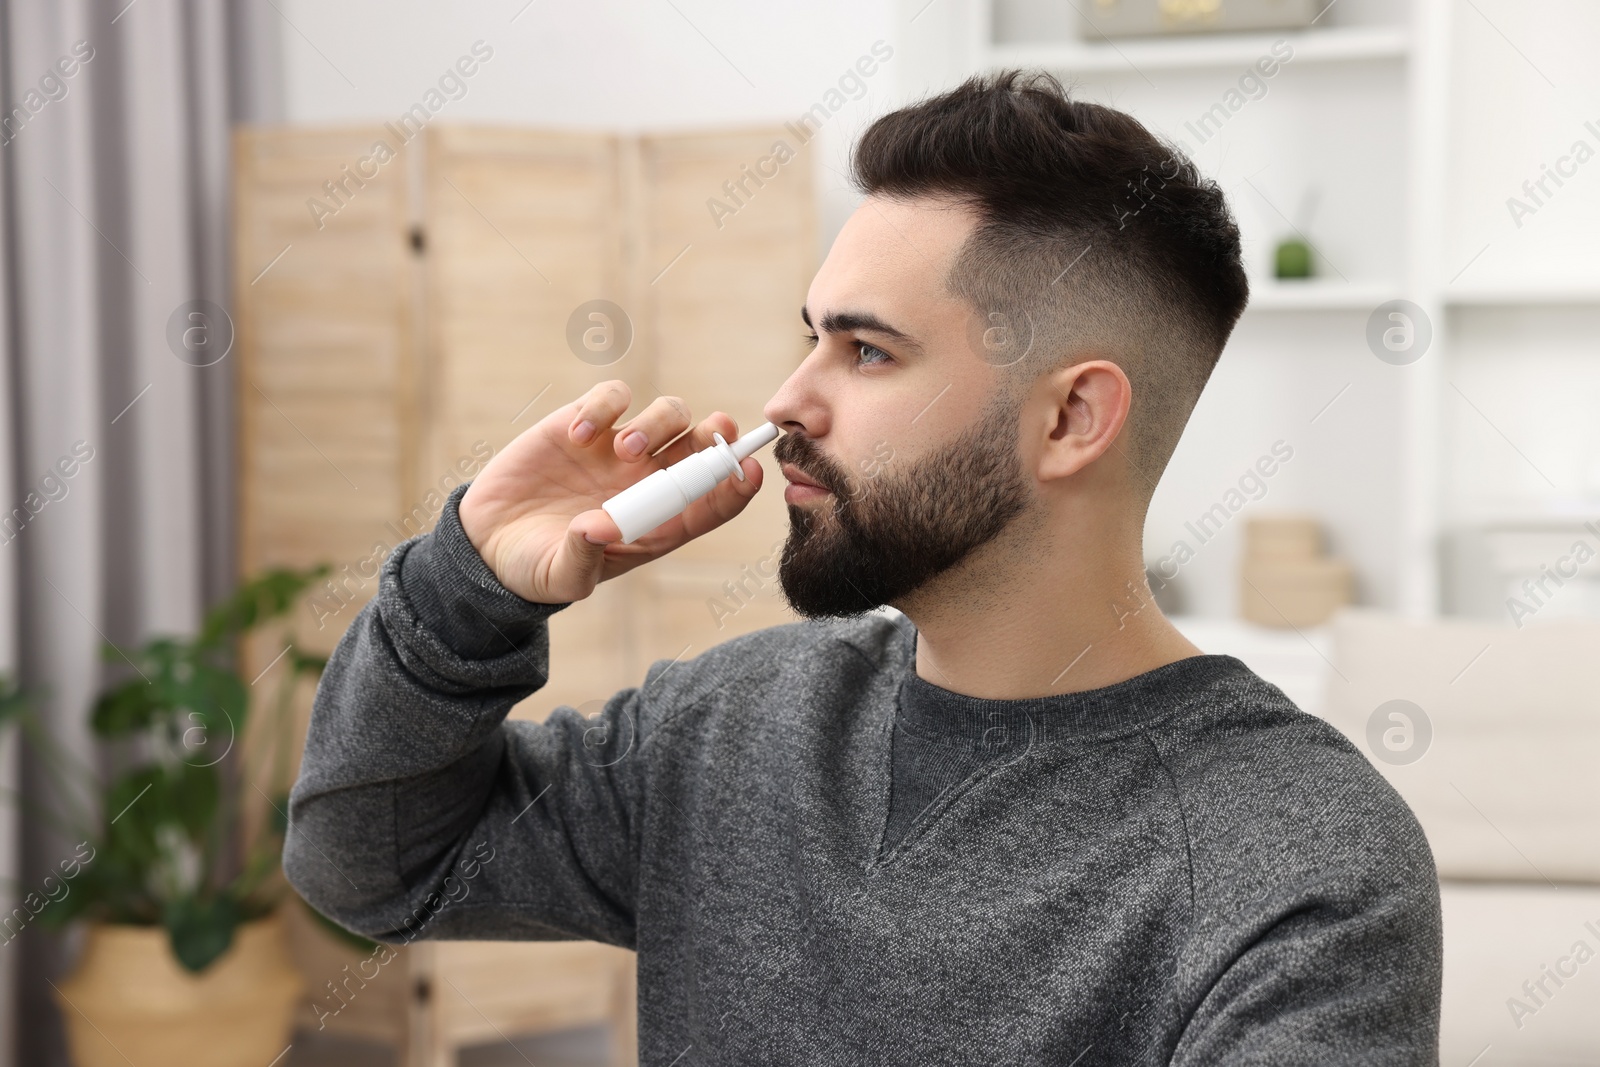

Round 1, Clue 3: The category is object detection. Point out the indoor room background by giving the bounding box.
[1,1,1597,1065]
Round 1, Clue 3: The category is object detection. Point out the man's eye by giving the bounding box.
[803,332,819,349]
[856,342,892,367]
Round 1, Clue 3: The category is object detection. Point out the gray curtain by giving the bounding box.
[0,2,280,1062]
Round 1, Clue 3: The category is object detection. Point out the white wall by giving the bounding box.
[278,0,898,265]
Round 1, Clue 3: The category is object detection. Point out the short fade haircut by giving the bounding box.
[849,70,1249,497]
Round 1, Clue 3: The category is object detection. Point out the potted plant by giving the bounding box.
[0,563,330,1067]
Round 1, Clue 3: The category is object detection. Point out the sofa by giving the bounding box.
[1316,608,1600,1065]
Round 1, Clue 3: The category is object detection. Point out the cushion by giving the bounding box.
[1318,608,1600,882]
[1439,882,1600,1064]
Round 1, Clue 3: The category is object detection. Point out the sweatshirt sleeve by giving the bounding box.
[1164,722,1444,1066]
[283,479,644,950]
[1169,862,1443,1065]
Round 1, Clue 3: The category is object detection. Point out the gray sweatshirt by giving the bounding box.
[285,481,1443,1065]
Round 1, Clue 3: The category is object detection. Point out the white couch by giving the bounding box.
[1317,608,1600,1066]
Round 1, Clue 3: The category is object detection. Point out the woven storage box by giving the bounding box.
[1241,557,1353,626]
[1079,0,1318,38]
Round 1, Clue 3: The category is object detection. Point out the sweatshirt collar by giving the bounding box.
[895,627,1246,749]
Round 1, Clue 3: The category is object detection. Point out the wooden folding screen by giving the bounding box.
[234,122,814,1066]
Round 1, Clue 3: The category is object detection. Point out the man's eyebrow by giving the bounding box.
[799,305,922,351]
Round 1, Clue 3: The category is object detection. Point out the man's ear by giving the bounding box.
[1039,359,1133,482]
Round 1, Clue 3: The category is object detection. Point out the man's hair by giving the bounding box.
[850,70,1249,497]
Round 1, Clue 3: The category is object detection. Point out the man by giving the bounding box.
[286,71,1442,1064]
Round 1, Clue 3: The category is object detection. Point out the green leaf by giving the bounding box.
[177,663,249,744]
[93,649,249,742]
[198,564,331,648]
[233,835,286,899]
[84,840,160,925]
[290,649,329,677]
[0,674,32,727]
[90,681,164,737]
[35,875,95,930]
[91,639,192,737]
[103,766,166,861]
[267,793,291,835]
[104,637,183,677]
[300,895,377,953]
[167,764,219,840]
[164,894,239,973]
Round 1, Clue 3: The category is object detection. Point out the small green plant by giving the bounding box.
[1273,188,1320,280]
[1274,237,1313,279]
[0,563,331,972]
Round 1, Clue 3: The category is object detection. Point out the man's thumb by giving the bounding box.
[567,509,619,566]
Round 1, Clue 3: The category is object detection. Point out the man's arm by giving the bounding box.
[283,480,647,948]
[1162,715,1445,1066]
[1171,863,1444,1065]
[285,381,762,946]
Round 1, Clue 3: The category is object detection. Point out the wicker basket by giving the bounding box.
[53,914,302,1067]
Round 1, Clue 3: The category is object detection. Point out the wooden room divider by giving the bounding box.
[233,121,815,1066]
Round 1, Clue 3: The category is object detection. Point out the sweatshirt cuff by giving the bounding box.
[397,480,573,661]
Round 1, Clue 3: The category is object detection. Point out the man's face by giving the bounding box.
[762,195,1036,619]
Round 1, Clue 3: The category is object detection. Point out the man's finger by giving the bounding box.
[651,412,740,469]
[678,457,765,541]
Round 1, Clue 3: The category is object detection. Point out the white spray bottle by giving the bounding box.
[601,422,781,544]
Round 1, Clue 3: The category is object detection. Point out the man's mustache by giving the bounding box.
[774,436,843,496]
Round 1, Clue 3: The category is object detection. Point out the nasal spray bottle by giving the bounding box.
[601,422,781,544]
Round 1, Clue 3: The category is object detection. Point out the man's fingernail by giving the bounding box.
[573,420,596,443]
[585,532,610,545]
[623,430,647,455]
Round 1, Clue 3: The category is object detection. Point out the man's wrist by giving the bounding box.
[398,480,572,659]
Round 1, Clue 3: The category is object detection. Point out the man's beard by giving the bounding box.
[773,393,1033,619]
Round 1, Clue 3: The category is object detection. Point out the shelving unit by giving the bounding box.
[892,0,1600,633]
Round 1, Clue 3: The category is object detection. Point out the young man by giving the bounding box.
[286,71,1442,1064]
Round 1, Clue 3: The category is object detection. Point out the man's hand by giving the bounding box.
[458,380,766,604]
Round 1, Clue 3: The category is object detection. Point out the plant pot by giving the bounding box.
[52,913,303,1067]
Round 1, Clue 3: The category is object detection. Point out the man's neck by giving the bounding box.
[896,532,1203,700]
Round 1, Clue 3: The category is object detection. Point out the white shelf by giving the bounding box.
[1444,279,1600,307]
[986,24,1410,74]
[1245,280,1398,311]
